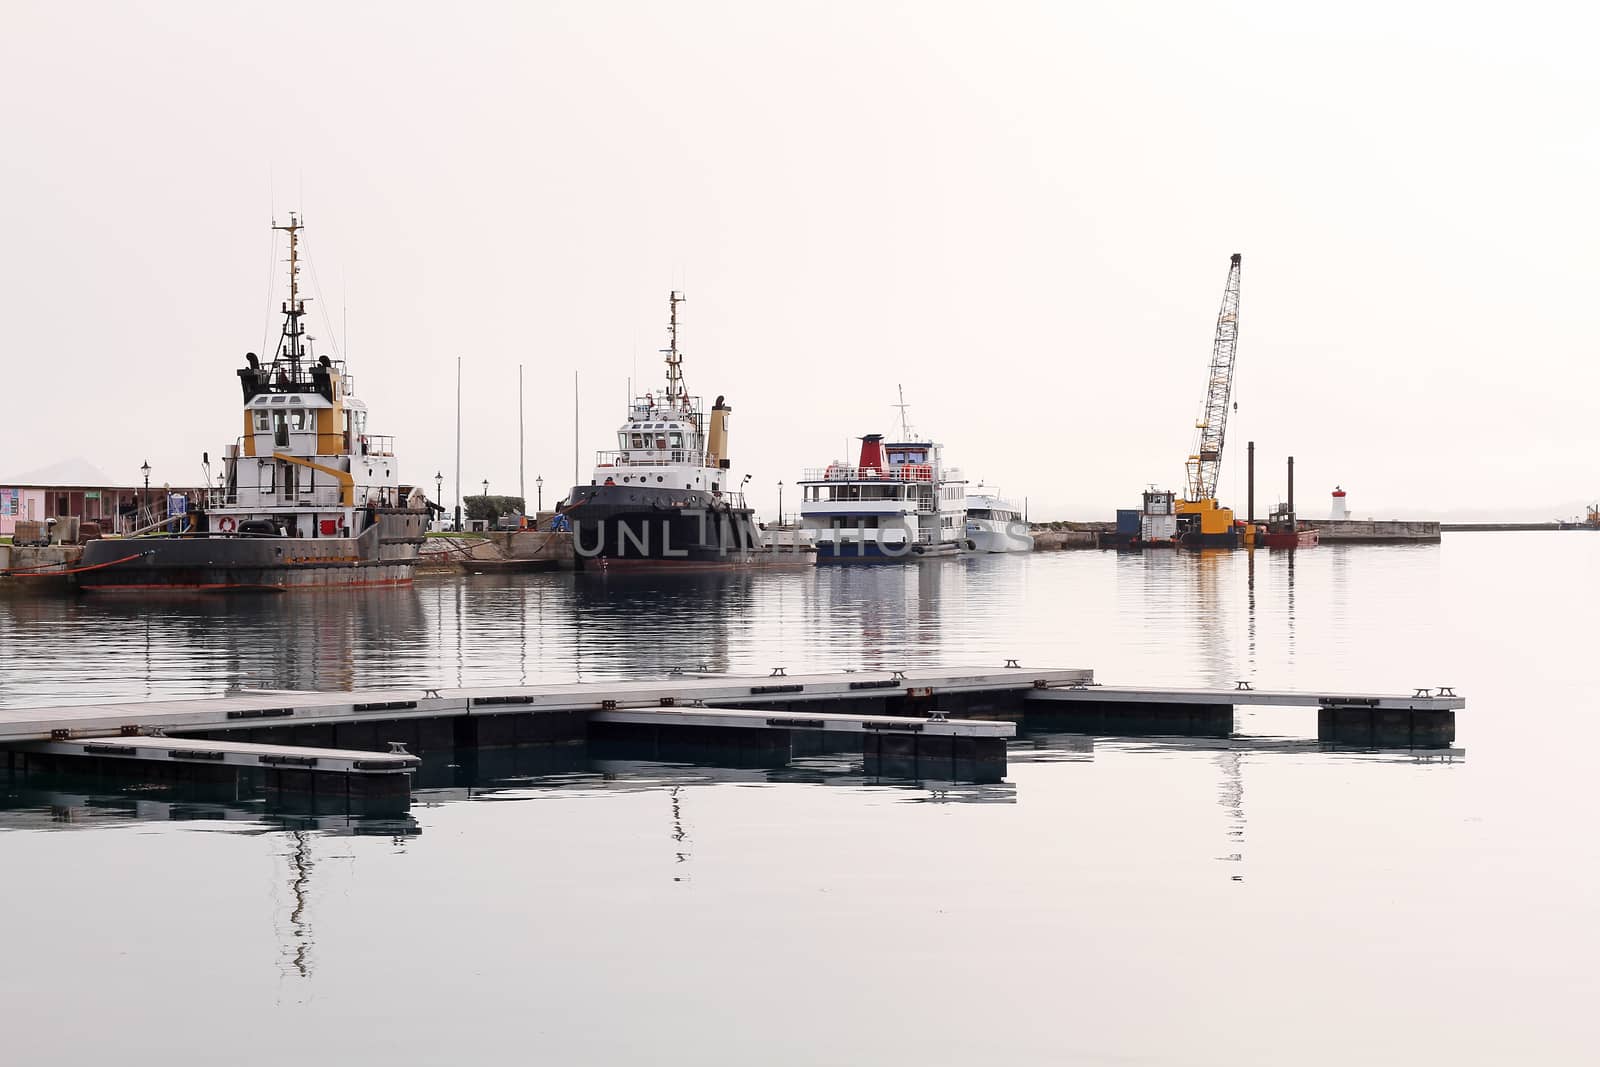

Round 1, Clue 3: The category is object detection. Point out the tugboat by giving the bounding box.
[798,416,970,564]
[1258,503,1319,549]
[559,292,761,570]
[77,215,428,592]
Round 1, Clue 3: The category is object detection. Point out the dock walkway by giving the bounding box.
[0,667,1089,744]
[1028,685,1465,712]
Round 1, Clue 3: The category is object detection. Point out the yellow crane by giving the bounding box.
[1177,253,1243,547]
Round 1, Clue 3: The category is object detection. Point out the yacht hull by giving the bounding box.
[814,539,966,564]
[965,520,1035,553]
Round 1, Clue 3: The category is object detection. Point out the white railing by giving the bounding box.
[595,449,703,469]
[801,464,959,483]
[359,434,395,457]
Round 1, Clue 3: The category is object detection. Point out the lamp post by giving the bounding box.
[140,460,151,514]
[777,480,784,527]
[536,475,543,512]
[434,471,443,528]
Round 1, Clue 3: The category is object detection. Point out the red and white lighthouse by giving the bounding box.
[1331,485,1348,520]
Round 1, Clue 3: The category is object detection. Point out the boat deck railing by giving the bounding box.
[801,464,963,484]
[594,449,709,471]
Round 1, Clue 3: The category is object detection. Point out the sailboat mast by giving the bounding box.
[518,363,525,513]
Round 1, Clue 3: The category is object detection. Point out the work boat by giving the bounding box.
[77,216,427,592]
[798,434,969,563]
[560,292,760,570]
[965,489,1033,553]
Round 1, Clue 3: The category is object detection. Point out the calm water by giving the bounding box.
[1,534,1594,1064]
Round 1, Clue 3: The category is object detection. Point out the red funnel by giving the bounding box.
[858,434,885,471]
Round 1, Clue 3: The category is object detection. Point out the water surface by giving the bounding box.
[1,534,1593,1064]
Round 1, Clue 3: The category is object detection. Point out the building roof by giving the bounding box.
[3,456,120,488]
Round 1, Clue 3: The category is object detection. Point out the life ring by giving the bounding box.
[218,516,237,533]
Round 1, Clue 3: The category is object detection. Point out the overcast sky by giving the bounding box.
[2,1,1594,520]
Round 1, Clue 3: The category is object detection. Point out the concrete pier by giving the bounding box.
[1300,519,1441,543]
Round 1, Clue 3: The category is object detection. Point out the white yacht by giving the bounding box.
[965,490,1033,553]
[798,433,968,563]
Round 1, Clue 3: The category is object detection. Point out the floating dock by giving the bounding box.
[0,666,1466,809]
[1028,683,1462,746]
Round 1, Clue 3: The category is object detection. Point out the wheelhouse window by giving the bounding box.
[254,411,270,432]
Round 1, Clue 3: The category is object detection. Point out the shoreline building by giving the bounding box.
[0,458,179,537]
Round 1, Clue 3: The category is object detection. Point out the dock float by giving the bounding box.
[1027,683,1463,746]
[591,704,1014,780]
[6,735,420,812]
[0,666,1468,805]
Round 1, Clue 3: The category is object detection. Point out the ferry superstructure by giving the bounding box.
[798,433,968,563]
[559,292,761,569]
[77,215,427,591]
[965,489,1033,553]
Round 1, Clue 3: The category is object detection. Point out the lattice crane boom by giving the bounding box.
[1185,253,1242,502]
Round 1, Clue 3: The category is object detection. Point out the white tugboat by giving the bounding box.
[798,403,969,563]
[964,488,1033,553]
[77,215,427,592]
[559,292,762,569]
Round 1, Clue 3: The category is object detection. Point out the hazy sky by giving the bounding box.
[2,2,1594,520]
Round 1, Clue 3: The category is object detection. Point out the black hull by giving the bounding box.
[564,484,762,570]
[76,509,426,593]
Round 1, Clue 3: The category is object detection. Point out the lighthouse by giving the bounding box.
[1331,485,1348,520]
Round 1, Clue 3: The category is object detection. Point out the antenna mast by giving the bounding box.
[662,291,687,406]
[270,213,307,380]
[894,384,915,439]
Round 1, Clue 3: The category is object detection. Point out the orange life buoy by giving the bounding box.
[218,516,237,533]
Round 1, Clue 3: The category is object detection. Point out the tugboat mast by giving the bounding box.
[271,212,308,381]
[662,290,686,407]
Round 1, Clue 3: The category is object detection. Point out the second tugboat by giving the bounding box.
[560,292,760,570]
[77,215,427,592]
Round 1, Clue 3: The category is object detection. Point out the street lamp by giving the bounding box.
[140,460,151,513]
[777,480,784,527]
[434,470,443,505]
[536,474,543,512]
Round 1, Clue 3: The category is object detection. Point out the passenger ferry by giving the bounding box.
[559,292,762,569]
[77,215,427,592]
[798,433,969,563]
[965,489,1033,553]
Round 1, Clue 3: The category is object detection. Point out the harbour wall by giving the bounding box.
[1031,523,1111,550]
[1300,519,1441,543]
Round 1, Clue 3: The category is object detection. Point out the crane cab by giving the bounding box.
[1176,497,1239,547]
